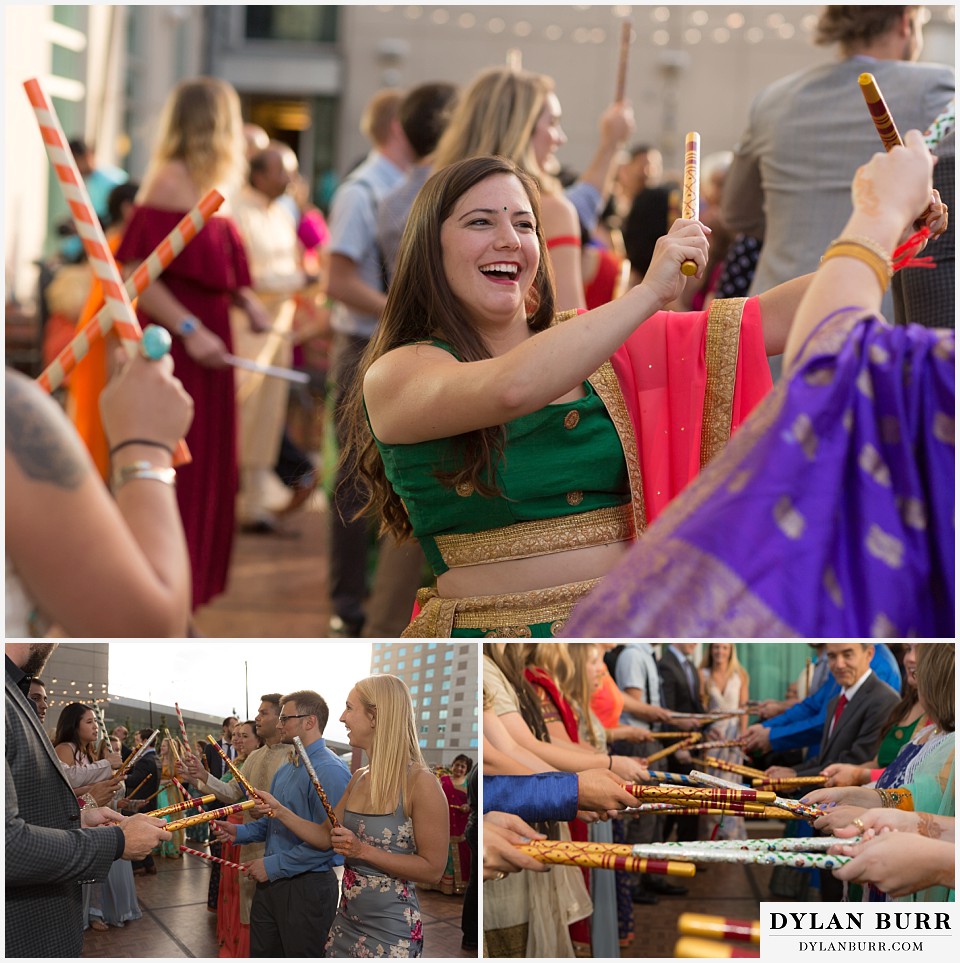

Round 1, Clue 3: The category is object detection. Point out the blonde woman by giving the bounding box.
[116,76,268,611]
[255,676,448,957]
[433,66,624,311]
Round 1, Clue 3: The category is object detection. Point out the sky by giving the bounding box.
[108,641,374,745]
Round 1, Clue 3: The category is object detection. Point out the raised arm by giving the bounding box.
[5,354,193,637]
[366,218,709,444]
[783,131,935,370]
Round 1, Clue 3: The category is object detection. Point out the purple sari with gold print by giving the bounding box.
[564,308,955,638]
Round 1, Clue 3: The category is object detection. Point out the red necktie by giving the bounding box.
[830,693,848,734]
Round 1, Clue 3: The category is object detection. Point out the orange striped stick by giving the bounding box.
[626,785,776,804]
[180,845,248,872]
[645,735,698,765]
[36,189,223,394]
[859,73,904,151]
[24,77,190,465]
[752,776,826,789]
[517,839,697,877]
[678,913,760,943]
[680,131,701,277]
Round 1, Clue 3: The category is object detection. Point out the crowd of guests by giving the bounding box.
[482,642,955,958]
[6,642,476,958]
[6,6,953,639]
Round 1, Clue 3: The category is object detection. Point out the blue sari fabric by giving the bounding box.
[564,309,955,638]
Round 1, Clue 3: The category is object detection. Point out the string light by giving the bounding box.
[652,7,670,24]
[712,27,730,43]
[652,29,670,46]
[726,12,745,29]
[684,28,702,45]
[690,10,708,27]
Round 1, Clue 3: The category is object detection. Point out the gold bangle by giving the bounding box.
[111,460,177,493]
[828,233,892,263]
[820,244,892,292]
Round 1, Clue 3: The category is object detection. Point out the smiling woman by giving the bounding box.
[340,154,809,637]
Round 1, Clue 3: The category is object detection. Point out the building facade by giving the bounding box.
[370,642,478,768]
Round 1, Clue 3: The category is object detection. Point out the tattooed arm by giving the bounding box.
[5,351,193,636]
[783,131,935,370]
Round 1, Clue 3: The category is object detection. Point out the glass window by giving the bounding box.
[413,658,421,667]
[469,738,477,748]
[397,661,405,670]
[443,665,452,676]
[419,738,427,748]
[424,683,433,693]
[444,648,454,660]
[422,697,431,706]
[440,695,449,705]
[398,647,407,656]
[425,667,434,678]
[412,672,419,681]
[438,709,448,720]
[427,654,436,664]
[409,685,418,694]
[436,739,445,748]
[245,6,339,43]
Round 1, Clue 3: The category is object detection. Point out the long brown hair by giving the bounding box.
[341,155,557,539]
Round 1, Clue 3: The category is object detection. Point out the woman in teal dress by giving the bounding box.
[254,676,449,957]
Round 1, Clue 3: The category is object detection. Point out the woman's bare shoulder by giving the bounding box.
[140,161,199,209]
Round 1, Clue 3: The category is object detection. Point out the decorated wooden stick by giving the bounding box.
[629,803,768,815]
[292,736,339,828]
[676,937,760,959]
[112,728,159,781]
[180,845,247,872]
[36,190,223,393]
[695,756,766,779]
[164,799,255,832]
[645,736,698,765]
[122,773,151,800]
[653,836,860,853]
[859,73,904,151]
[614,20,632,102]
[206,735,273,816]
[23,78,189,465]
[680,131,701,276]
[693,740,748,752]
[517,839,697,877]
[147,793,217,819]
[753,776,826,789]
[647,731,701,741]
[645,771,700,785]
[175,702,191,751]
[626,785,776,804]
[690,769,824,820]
[138,782,169,807]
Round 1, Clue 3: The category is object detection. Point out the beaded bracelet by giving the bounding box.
[820,239,892,292]
[109,438,174,458]
[111,460,177,493]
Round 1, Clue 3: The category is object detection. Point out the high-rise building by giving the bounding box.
[370,643,478,768]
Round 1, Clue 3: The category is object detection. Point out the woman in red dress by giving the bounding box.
[436,754,473,895]
[116,77,269,611]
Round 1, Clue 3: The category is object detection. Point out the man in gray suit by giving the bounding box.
[5,642,170,957]
[723,6,954,321]
[763,642,900,781]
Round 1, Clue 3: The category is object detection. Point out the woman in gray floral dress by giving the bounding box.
[256,675,449,957]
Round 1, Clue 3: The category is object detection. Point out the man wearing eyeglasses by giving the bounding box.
[215,690,351,957]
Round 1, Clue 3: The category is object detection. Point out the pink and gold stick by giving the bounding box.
[180,845,247,872]
[146,793,217,819]
[23,78,190,466]
[680,131,701,277]
[36,190,223,394]
[859,73,904,151]
[174,701,191,752]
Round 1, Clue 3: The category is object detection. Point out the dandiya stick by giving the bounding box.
[206,735,273,816]
[649,731,701,741]
[690,769,824,820]
[139,782,169,807]
[163,798,255,832]
[859,73,904,151]
[614,20,632,102]
[123,773,151,800]
[680,131,701,277]
[23,78,190,466]
[629,803,767,815]
[516,840,697,877]
[697,756,766,779]
[293,736,339,828]
[180,845,247,872]
[626,785,776,804]
[112,728,159,781]
[693,740,748,752]
[752,776,826,789]
[147,793,217,819]
[675,937,760,959]
[174,702,191,751]
[644,737,699,765]
[164,729,181,766]
[36,190,224,394]
[645,770,699,785]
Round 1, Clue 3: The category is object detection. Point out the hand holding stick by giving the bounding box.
[112,728,159,782]
[206,735,273,816]
[292,736,339,828]
[680,131,701,277]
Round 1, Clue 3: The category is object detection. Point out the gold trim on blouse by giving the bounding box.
[434,503,635,568]
[700,297,747,468]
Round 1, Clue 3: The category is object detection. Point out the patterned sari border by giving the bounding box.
[700,297,746,468]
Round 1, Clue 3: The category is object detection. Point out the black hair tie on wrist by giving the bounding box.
[109,439,174,458]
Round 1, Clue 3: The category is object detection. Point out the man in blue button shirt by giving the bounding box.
[216,690,351,958]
